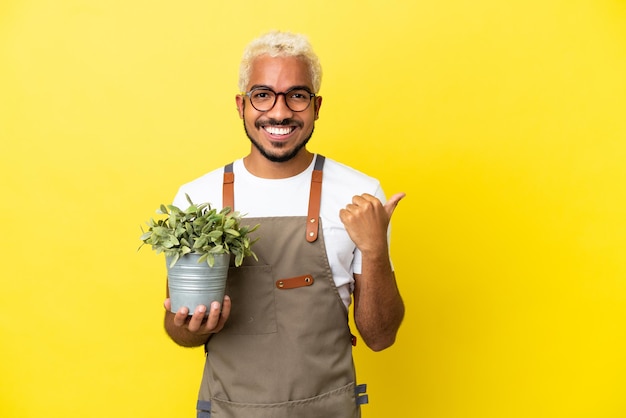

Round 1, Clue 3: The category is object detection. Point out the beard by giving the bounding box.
[244,121,314,163]
[242,104,315,163]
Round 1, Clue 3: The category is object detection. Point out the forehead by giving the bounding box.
[247,55,313,91]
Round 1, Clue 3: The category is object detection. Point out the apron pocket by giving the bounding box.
[210,382,359,418]
[224,265,277,335]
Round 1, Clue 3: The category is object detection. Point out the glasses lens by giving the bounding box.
[249,89,276,111]
[285,89,313,112]
[248,88,314,112]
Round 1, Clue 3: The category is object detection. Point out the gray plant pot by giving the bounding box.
[165,253,230,315]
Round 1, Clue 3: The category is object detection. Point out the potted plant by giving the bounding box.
[139,194,259,313]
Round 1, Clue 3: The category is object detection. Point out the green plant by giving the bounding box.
[139,194,259,267]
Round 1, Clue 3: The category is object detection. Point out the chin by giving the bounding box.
[245,122,313,163]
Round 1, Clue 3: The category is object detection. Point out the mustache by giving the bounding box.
[255,118,303,129]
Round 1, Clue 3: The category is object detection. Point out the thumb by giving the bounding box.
[384,192,406,218]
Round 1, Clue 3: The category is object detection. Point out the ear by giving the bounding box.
[314,96,322,120]
[235,94,245,119]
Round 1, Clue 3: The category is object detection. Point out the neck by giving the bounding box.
[243,149,314,179]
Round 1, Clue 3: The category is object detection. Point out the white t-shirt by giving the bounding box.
[173,154,389,309]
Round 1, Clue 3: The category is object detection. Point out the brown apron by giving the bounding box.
[196,156,368,418]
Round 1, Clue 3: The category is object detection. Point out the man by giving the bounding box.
[163,31,405,418]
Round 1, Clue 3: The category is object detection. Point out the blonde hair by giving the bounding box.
[238,31,322,93]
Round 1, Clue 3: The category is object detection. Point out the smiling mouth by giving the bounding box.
[263,125,296,136]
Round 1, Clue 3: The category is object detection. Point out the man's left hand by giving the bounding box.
[339,192,405,254]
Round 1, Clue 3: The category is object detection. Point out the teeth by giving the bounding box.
[265,126,292,135]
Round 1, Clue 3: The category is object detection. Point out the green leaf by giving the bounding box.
[168,253,180,268]
[139,198,260,268]
[235,252,243,267]
[208,245,224,253]
[207,230,223,240]
[193,235,208,249]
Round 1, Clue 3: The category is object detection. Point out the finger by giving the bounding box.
[338,207,353,225]
[351,193,377,207]
[203,301,222,331]
[187,305,208,332]
[205,296,232,333]
[384,192,406,218]
[214,295,232,332]
[343,203,358,214]
[173,306,190,327]
[163,298,172,311]
[221,295,232,322]
[351,194,367,205]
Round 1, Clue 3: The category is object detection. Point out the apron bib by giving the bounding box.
[196,156,367,418]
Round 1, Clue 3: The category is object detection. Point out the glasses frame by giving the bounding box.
[244,86,316,113]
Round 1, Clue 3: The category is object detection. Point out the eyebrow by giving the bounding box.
[249,84,313,93]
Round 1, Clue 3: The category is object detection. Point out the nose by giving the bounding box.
[266,93,293,119]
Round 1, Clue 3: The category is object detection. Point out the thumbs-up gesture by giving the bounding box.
[339,192,405,255]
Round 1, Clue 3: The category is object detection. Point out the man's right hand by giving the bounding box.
[163,295,231,347]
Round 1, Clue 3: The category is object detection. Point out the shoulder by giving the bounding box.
[321,157,384,201]
[323,157,377,181]
[172,162,237,209]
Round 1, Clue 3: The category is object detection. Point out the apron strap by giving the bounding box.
[196,400,211,417]
[223,162,234,213]
[221,155,325,243]
[306,155,325,242]
[355,383,369,405]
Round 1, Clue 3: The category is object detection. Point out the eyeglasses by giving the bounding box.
[244,87,316,112]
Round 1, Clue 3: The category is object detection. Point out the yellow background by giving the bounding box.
[1,1,625,417]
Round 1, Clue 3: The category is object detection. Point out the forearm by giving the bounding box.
[339,191,406,351]
[353,250,405,351]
